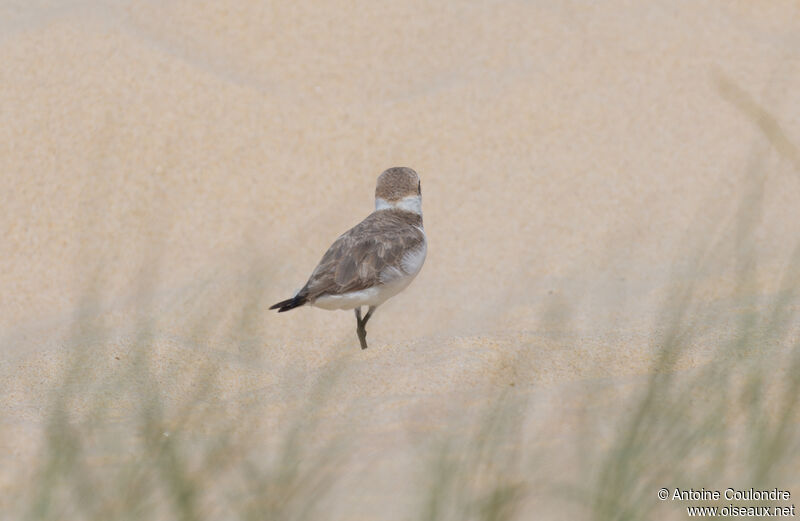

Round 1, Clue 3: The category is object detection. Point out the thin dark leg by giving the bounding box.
[355,307,368,349]
[354,306,377,350]
[362,306,376,325]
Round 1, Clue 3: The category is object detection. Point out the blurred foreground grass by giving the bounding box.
[4,74,800,520]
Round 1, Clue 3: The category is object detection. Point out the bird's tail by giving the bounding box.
[269,293,308,312]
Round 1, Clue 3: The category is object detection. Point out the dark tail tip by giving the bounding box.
[269,295,307,312]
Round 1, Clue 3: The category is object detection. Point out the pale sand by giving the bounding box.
[2,1,800,518]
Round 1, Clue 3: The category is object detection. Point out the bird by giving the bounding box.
[270,167,427,349]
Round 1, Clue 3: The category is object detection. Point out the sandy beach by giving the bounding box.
[2,1,800,519]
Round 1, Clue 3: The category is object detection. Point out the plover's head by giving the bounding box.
[375,167,422,215]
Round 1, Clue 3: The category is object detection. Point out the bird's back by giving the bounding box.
[301,209,426,302]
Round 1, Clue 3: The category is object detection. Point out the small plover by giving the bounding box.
[270,167,427,349]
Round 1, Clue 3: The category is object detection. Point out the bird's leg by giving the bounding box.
[362,306,376,325]
[354,306,377,349]
[355,307,368,349]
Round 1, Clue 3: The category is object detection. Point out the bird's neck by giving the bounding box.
[375,195,422,216]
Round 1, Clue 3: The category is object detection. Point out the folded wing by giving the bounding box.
[301,211,425,301]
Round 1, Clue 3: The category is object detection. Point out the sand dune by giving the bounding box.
[2,1,800,518]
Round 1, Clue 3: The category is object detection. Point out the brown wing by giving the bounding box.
[301,210,424,300]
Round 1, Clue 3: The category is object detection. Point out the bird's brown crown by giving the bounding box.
[375,167,421,202]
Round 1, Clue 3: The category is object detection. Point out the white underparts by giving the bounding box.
[313,281,407,310]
